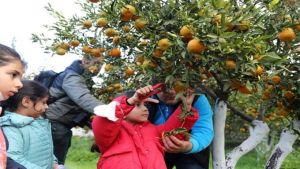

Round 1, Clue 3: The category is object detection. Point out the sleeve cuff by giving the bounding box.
[185,137,199,154]
[93,101,119,122]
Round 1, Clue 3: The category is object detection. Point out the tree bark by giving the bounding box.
[265,120,300,169]
[212,100,227,169]
[226,120,270,169]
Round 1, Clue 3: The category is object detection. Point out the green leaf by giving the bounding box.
[207,34,218,39]
[268,0,280,10]
[165,75,174,83]
[260,52,282,63]
[220,32,237,38]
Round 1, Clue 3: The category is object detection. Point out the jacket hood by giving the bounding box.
[0,111,34,127]
[65,59,84,75]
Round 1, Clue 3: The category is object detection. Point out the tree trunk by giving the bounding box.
[212,100,227,169]
[225,120,270,169]
[265,120,300,169]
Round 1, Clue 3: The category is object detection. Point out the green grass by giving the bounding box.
[234,148,300,169]
[65,136,99,169]
[66,136,300,169]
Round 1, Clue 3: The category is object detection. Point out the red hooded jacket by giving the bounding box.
[92,96,199,169]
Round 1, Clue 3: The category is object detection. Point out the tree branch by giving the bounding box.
[197,84,254,123]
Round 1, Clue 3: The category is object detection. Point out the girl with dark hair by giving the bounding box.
[0,43,25,169]
[92,85,199,169]
[0,80,65,169]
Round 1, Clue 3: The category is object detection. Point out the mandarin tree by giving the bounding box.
[32,0,300,168]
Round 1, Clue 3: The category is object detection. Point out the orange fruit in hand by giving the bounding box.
[278,28,296,42]
[225,60,236,70]
[187,39,205,53]
[158,38,171,51]
[109,48,121,57]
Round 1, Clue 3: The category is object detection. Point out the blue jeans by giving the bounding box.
[165,153,204,169]
[51,122,72,164]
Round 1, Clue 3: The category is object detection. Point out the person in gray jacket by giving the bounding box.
[44,59,102,165]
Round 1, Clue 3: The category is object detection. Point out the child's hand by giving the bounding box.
[53,163,58,169]
[127,85,159,105]
[57,165,67,169]
[162,135,192,153]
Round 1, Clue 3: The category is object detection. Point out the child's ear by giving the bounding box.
[21,96,33,108]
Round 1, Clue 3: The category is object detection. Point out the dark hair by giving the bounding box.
[0,43,26,67]
[124,90,135,98]
[2,80,49,112]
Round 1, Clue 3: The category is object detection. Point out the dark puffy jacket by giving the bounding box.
[45,60,102,127]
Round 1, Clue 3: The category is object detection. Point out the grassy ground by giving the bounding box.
[65,136,99,169]
[66,136,300,169]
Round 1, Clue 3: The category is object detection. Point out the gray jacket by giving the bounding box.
[45,60,102,127]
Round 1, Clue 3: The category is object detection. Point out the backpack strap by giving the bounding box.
[47,72,66,104]
[48,72,61,88]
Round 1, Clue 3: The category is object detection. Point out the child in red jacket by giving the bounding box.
[92,85,199,169]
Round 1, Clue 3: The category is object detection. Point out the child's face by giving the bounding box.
[26,97,49,118]
[0,59,24,101]
[125,101,149,124]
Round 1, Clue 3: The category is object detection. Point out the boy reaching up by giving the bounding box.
[92,84,199,169]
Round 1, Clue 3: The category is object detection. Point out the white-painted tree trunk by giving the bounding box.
[212,100,227,169]
[265,120,300,169]
[225,120,270,169]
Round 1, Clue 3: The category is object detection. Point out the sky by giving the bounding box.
[0,0,82,75]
